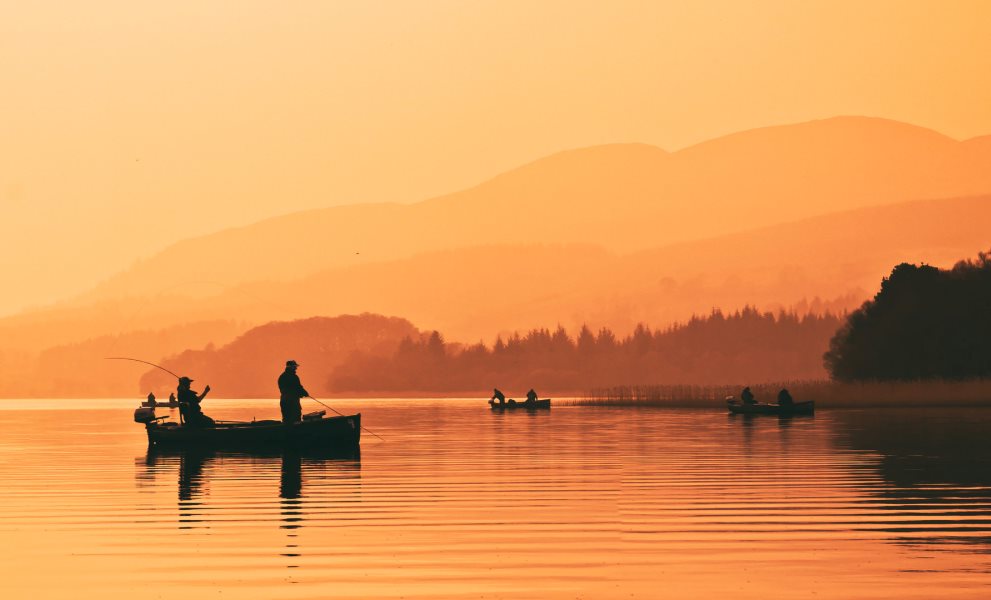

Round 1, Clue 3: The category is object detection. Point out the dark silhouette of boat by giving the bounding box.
[141,399,179,408]
[489,398,551,410]
[727,399,814,415]
[140,412,361,449]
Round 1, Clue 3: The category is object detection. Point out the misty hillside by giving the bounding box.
[3,192,985,358]
[77,117,991,303]
[139,314,421,398]
[110,194,991,343]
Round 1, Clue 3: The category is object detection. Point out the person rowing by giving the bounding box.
[491,388,506,406]
[740,386,756,405]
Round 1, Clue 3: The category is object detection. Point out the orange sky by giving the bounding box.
[2,0,990,316]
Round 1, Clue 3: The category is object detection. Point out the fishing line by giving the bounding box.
[306,395,385,441]
[104,356,181,380]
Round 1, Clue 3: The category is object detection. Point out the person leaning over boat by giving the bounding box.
[741,386,756,405]
[278,360,309,424]
[491,388,506,406]
[177,376,214,427]
[777,388,794,407]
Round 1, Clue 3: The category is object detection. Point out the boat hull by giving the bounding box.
[489,399,551,410]
[727,401,814,416]
[145,413,361,449]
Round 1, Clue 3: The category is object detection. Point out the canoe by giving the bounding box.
[489,399,551,410]
[143,413,361,449]
[727,400,814,415]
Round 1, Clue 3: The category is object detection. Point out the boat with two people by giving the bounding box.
[488,387,551,410]
[141,392,178,409]
[122,357,364,451]
[726,387,814,416]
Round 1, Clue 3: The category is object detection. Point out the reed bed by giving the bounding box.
[572,379,991,409]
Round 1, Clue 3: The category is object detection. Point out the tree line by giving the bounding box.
[328,307,843,394]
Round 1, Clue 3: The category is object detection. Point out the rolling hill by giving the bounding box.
[74,117,991,304]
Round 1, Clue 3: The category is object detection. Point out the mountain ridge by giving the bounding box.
[62,116,991,309]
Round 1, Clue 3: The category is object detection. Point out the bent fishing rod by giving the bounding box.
[306,395,385,441]
[105,356,181,380]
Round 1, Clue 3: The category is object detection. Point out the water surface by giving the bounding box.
[1,399,989,599]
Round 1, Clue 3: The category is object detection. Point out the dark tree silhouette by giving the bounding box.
[825,251,991,381]
[329,308,843,394]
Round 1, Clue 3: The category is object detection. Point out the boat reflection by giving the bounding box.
[140,446,361,531]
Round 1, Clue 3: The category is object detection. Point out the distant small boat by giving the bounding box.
[141,400,178,408]
[727,399,814,415]
[138,411,361,449]
[489,398,551,410]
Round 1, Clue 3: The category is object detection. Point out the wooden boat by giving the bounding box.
[727,400,814,416]
[141,412,361,449]
[489,398,551,410]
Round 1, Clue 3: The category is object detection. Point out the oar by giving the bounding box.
[305,395,384,441]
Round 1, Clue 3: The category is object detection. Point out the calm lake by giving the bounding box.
[1,399,989,599]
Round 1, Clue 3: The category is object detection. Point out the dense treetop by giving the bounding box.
[825,251,991,381]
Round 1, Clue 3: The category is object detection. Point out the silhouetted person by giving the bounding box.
[491,388,506,406]
[777,388,794,407]
[147,392,156,404]
[526,389,538,403]
[177,376,214,427]
[278,360,308,424]
[169,392,176,403]
[741,386,756,405]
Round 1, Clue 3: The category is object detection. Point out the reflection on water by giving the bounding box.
[834,409,991,552]
[0,399,990,599]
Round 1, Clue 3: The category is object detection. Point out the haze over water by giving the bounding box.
[1,399,989,599]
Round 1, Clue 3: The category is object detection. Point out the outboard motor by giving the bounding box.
[134,406,156,423]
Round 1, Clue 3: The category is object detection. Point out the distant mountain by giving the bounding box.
[138,314,420,398]
[154,193,991,342]
[6,192,983,356]
[0,320,244,397]
[76,117,991,304]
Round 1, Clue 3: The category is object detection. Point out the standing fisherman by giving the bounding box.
[278,360,309,424]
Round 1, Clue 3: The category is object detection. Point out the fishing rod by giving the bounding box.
[306,395,385,441]
[104,356,181,380]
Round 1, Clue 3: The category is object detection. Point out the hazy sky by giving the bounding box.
[2,0,990,315]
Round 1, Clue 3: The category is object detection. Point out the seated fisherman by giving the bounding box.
[741,386,757,405]
[177,376,214,427]
[777,388,794,407]
[525,389,538,403]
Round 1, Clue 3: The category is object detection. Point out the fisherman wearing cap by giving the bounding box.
[177,376,213,427]
[278,360,309,424]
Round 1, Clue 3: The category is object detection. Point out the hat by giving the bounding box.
[286,360,299,367]
[178,376,194,384]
